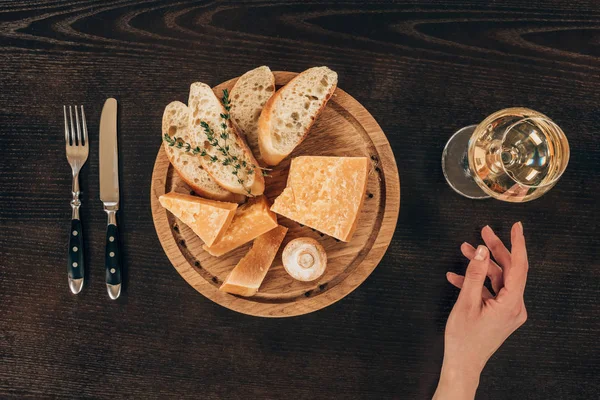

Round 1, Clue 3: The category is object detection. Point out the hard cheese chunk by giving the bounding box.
[220,225,288,297]
[203,195,278,257]
[271,156,369,242]
[159,192,238,247]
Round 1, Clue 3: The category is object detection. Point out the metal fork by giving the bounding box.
[64,105,89,294]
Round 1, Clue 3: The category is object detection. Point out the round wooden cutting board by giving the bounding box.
[151,71,400,317]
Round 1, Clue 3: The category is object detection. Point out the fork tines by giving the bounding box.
[64,105,88,146]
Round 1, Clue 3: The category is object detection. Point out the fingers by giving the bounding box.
[504,221,529,295]
[446,272,494,299]
[481,225,512,269]
[457,245,490,304]
[460,242,504,294]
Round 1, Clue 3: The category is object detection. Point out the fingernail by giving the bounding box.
[517,221,523,235]
[474,245,488,261]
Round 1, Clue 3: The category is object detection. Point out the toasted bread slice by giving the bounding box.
[188,83,265,196]
[162,101,245,203]
[229,66,275,161]
[258,66,338,166]
[158,192,237,247]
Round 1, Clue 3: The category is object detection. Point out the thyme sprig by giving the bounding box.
[163,133,206,156]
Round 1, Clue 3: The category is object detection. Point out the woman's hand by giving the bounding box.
[433,222,529,400]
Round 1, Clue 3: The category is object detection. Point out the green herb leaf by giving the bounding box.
[222,89,231,112]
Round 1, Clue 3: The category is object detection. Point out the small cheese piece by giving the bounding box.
[203,195,278,257]
[220,225,288,297]
[271,156,369,242]
[159,192,238,247]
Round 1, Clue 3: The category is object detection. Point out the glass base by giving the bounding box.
[442,125,491,199]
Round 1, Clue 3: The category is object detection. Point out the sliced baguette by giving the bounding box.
[188,83,265,196]
[229,66,275,161]
[258,66,338,166]
[162,101,245,203]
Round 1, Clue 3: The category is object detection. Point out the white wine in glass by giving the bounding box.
[442,108,570,202]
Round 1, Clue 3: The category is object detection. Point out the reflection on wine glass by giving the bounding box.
[442,108,570,203]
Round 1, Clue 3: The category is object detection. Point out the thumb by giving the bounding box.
[458,245,489,304]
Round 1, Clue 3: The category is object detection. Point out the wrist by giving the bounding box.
[434,364,480,399]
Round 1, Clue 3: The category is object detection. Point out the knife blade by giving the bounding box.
[99,98,122,300]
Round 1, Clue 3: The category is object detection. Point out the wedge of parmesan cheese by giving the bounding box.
[158,192,238,247]
[219,225,288,297]
[203,195,278,257]
[271,156,369,242]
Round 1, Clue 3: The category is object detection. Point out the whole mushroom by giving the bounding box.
[282,237,327,282]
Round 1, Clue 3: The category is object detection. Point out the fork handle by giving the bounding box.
[105,210,122,300]
[68,219,85,280]
[67,183,84,294]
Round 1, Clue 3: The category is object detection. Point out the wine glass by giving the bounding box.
[442,107,570,202]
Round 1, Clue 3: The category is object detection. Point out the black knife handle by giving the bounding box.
[105,223,122,286]
[68,219,84,280]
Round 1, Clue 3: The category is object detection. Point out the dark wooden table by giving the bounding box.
[2,1,599,399]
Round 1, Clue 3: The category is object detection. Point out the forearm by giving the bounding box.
[432,365,480,400]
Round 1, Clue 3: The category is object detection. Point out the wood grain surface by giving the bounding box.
[151,71,400,317]
[1,1,599,399]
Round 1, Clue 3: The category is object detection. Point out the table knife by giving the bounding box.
[99,98,122,300]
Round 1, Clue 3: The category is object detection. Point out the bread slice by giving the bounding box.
[158,192,238,247]
[258,66,338,166]
[188,83,265,196]
[219,225,288,297]
[229,66,275,161]
[271,156,369,242]
[162,101,245,203]
[203,195,278,257]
